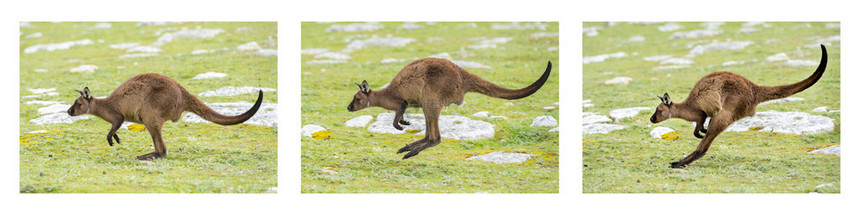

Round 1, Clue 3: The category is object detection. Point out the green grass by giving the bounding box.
[301,22,559,193]
[19,22,277,193]
[583,22,840,193]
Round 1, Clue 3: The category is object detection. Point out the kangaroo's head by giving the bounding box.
[650,93,672,123]
[67,87,93,116]
[347,80,371,112]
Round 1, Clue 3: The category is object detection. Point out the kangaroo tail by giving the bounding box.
[467,61,552,100]
[185,89,263,125]
[756,44,827,103]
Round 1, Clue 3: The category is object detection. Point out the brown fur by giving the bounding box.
[348,58,552,159]
[67,73,263,160]
[650,45,828,168]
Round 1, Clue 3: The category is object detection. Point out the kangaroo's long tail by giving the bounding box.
[756,44,827,103]
[185,89,263,125]
[466,61,552,100]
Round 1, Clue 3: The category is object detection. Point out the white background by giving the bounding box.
[1,0,854,214]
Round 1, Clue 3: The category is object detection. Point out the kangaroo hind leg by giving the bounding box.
[671,111,731,168]
[137,119,167,160]
[400,104,442,159]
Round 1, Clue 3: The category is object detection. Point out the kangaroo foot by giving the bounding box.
[402,143,430,159]
[397,138,429,154]
[399,120,410,126]
[136,152,165,160]
[670,161,687,168]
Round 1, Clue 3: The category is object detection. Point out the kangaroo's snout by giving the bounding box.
[650,115,656,123]
[347,105,353,112]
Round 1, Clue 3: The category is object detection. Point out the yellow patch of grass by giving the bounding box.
[661,131,681,141]
[312,130,333,140]
[128,124,147,132]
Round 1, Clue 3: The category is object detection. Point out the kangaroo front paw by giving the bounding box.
[399,120,410,126]
[393,123,404,130]
[113,134,121,145]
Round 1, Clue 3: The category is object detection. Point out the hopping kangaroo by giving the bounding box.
[348,58,552,159]
[650,44,827,168]
[67,73,263,160]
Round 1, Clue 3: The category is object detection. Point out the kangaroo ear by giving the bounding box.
[662,93,672,105]
[82,87,92,100]
[359,80,370,93]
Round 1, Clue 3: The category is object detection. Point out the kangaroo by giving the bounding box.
[347,58,552,159]
[650,44,827,168]
[67,73,263,160]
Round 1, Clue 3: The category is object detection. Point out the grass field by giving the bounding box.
[582,22,840,193]
[301,22,559,193]
[19,22,277,193]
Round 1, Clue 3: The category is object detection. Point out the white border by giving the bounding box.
[1,0,855,215]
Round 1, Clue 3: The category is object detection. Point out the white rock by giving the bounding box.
[24,39,93,54]
[583,115,612,125]
[301,48,328,55]
[28,88,56,94]
[669,30,720,39]
[109,43,140,49]
[489,116,508,120]
[583,52,627,64]
[530,116,557,127]
[603,77,632,85]
[306,60,346,64]
[548,127,559,132]
[583,123,624,134]
[660,58,694,65]
[468,37,513,49]
[532,32,559,38]
[428,52,451,59]
[182,102,278,127]
[583,27,599,36]
[688,41,755,57]
[119,53,158,58]
[380,58,405,63]
[701,22,724,30]
[345,115,373,127]
[315,52,351,60]
[68,65,98,73]
[722,61,745,66]
[400,23,423,31]
[325,22,383,32]
[628,35,645,42]
[256,49,277,56]
[785,60,819,66]
[650,127,675,139]
[25,100,61,106]
[653,65,691,71]
[367,113,494,141]
[198,87,276,97]
[192,72,227,80]
[658,22,682,32]
[739,28,759,34]
[237,42,261,51]
[466,152,531,164]
[345,37,416,51]
[301,124,327,137]
[37,104,70,115]
[723,110,834,135]
[93,23,112,29]
[451,60,491,69]
[808,145,840,156]
[826,23,840,28]
[812,106,828,112]
[759,97,804,105]
[29,112,90,124]
[472,111,489,118]
[765,53,790,62]
[491,22,547,30]
[157,29,225,43]
[126,46,162,53]
[609,107,651,120]
[33,69,48,73]
[25,32,42,38]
